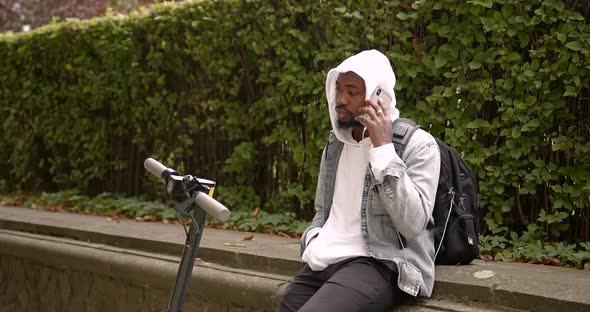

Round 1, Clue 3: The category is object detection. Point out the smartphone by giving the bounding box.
[360,85,393,126]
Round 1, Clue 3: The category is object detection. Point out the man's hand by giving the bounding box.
[356,98,393,147]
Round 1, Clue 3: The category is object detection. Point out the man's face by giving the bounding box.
[335,71,366,129]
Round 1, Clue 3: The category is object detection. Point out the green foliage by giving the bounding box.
[25,190,178,220]
[481,225,590,270]
[215,185,261,212]
[400,0,590,243]
[220,209,308,235]
[0,0,589,243]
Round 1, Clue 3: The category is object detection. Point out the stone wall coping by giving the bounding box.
[1,205,589,312]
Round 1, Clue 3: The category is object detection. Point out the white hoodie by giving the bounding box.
[326,49,400,144]
[302,50,401,270]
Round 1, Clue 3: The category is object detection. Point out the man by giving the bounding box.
[279,50,441,312]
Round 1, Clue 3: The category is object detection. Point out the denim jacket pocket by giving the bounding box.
[369,188,389,217]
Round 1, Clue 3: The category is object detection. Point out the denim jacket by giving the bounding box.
[300,127,440,297]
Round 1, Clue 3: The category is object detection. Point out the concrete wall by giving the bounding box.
[0,230,288,312]
[1,255,172,312]
[2,206,590,312]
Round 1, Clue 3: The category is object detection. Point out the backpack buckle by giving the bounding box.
[393,124,409,138]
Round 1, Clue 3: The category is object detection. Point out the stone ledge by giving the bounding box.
[0,206,301,276]
[432,261,590,311]
[0,229,521,312]
[1,205,590,312]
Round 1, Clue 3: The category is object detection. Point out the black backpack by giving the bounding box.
[392,118,482,265]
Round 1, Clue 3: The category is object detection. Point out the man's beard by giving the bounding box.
[337,119,364,129]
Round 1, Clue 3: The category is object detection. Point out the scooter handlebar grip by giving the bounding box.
[194,192,230,222]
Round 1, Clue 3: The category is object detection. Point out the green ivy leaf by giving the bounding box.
[434,55,448,69]
[494,184,504,195]
[466,119,490,128]
[468,61,482,69]
[553,0,565,12]
[506,52,521,62]
[518,32,529,48]
[564,85,579,97]
[510,147,522,159]
[537,210,547,222]
[568,11,585,21]
[396,12,408,21]
[565,41,582,51]
[469,0,494,9]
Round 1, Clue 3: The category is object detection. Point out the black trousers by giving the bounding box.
[279,257,406,312]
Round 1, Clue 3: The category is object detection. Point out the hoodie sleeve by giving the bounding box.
[373,130,440,239]
[368,143,396,182]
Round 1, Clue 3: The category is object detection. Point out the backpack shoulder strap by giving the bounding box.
[392,118,421,158]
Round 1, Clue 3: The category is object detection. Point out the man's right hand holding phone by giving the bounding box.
[356,86,393,147]
[357,97,392,148]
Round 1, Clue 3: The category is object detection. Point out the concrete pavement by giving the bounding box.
[1,205,589,311]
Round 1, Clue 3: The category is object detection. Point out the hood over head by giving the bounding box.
[325,49,399,144]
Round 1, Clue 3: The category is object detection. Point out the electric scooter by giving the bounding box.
[144,158,230,312]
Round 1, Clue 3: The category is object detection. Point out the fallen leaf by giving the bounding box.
[479,255,493,261]
[0,199,26,206]
[54,206,66,212]
[105,214,121,222]
[277,232,291,238]
[242,234,255,241]
[142,215,158,221]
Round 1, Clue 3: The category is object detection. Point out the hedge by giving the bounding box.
[0,0,588,242]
